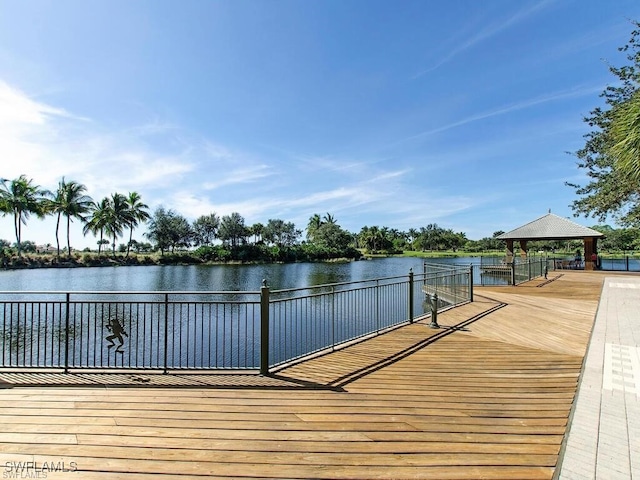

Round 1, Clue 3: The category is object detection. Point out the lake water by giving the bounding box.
[0,254,631,370]
[0,257,480,292]
[0,256,481,370]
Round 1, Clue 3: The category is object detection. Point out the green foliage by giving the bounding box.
[48,178,94,258]
[124,191,151,258]
[194,245,231,262]
[0,174,50,254]
[192,213,220,246]
[263,219,301,247]
[610,90,640,181]
[301,243,360,261]
[568,20,640,226]
[84,198,111,254]
[146,207,193,254]
[592,224,640,251]
[131,240,153,253]
[218,212,248,247]
[313,222,353,250]
[158,252,201,265]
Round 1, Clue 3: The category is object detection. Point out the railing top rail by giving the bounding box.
[424,272,467,280]
[423,269,470,277]
[271,273,411,295]
[0,290,262,296]
[424,266,469,272]
[423,262,471,269]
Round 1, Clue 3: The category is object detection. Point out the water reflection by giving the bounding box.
[0,257,477,292]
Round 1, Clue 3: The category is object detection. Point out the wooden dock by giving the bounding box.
[0,271,610,479]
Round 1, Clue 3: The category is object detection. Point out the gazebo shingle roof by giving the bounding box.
[496,213,604,241]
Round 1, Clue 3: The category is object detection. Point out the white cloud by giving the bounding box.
[0,81,198,197]
[0,81,70,130]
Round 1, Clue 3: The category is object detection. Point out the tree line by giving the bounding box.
[0,174,487,262]
[3,174,640,266]
[0,175,150,258]
[0,175,362,262]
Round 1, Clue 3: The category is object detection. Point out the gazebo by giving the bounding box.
[496,212,604,271]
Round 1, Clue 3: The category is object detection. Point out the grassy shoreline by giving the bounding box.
[1,249,638,270]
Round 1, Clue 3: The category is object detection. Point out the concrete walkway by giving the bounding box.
[557,275,640,479]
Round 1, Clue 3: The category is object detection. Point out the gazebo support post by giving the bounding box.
[506,240,514,264]
[584,237,597,271]
[519,240,528,260]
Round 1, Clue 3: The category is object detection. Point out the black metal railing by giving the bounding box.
[422,263,473,304]
[471,257,550,286]
[0,266,474,373]
[552,255,640,272]
[0,291,261,370]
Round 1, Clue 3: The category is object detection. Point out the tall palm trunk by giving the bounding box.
[14,211,22,255]
[98,230,104,254]
[127,226,133,258]
[55,212,62,259]
[66,215,72,257]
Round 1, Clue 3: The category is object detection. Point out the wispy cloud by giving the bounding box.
[265,147,390,174]
[412,0,556,78]
[0,81,83,129]
[202,165,273,190]
[397,84,603,144]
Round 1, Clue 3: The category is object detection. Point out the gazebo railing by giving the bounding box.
[474,257,550,286]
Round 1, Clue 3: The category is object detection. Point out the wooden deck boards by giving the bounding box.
[0,271,614,479]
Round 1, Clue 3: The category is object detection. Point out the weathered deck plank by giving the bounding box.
[0,271,613,479]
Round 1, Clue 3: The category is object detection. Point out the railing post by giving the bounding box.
[260,280,270,376]
[408,269,414,323]
[511,260,516,286]
[375,279,380,332]
[64,293,70,373]
[469,264,474,302]
[627,255,630,271]
[429,293,439,329]
[163,293,169,374]
[528,259,532,280]
[331,285,336,350]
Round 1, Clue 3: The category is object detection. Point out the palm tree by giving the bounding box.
[0,175,50,255]
[363,226,384,252]
[250,222,264,244]
[408,228,418,250]
[610,90,640,181]
[83,198,111,254]
[105,193,133,256]
[124,192,150,258]
[50,178,94,258]
[306,214,322,241]
[322,213,337,225]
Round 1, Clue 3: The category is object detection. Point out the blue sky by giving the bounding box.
[1,0,639,249]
